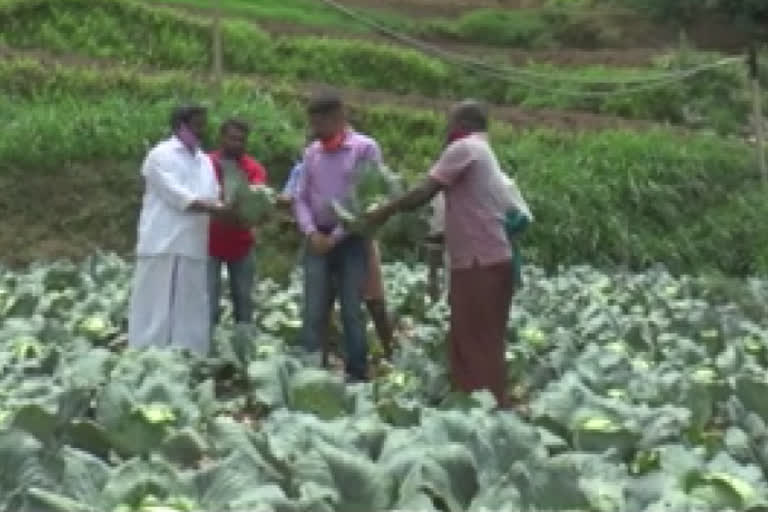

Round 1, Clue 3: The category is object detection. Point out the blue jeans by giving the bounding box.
[208,252,255,325]
[302,235,369,380]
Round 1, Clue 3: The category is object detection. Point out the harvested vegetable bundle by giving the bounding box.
[220,159,276,225]
[331,160,403,235]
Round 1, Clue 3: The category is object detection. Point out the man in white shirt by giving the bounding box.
[128,105,229,355]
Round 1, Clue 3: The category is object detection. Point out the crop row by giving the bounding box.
[0,0,761,134]
[152,0,631,49]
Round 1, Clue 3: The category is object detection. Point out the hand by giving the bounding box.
[215,199,241,222]
[276,194,293,209]
[363,204,393,229]
[189,199,224,214]
[309,232,334,255]
[426,243,443,268]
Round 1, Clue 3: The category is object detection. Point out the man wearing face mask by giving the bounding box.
[364,99,532,408]
[282,135,395,364]
[128,105,231,355]
[207,119,267,333]
[293,91,388,382]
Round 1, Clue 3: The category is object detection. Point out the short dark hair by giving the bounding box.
[452,99,489,132]
[220,118,251,135]
[170,105,207,130]
[307,90,343,116]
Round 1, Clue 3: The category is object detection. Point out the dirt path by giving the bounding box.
[1,46,661,132]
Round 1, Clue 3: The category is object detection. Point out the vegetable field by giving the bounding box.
[2,0,768,509]
[4,255,768,511]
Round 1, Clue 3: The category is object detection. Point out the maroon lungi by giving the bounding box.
[448,259,514,408]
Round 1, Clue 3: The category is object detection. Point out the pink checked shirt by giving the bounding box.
[429,132,512,270]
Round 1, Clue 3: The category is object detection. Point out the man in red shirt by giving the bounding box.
[208,119,267,329]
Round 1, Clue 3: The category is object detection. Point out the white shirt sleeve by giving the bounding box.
[141,150,196,211]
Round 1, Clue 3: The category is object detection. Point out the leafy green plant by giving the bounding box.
[332,160,403,236]
[0,57,766,275]
[221,160,278,225]
[4,255,768,510]
[0,0,757,133]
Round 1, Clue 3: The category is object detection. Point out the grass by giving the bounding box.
[0,0,756,133]
[424,7,624,49]
[153,0,412,33]
[151,0,626,49]
[1,57,766,276]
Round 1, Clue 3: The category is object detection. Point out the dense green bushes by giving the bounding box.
[0,0,757,133]
[156,0,624,49]
[1,59,765,275]
[424,7,623,49]
[612,0,768,31]
[0,59,304,179]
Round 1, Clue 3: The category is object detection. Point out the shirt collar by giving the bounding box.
[311,129,356,152]
[340,128,356,149]
[212,150,251,169]
[170,135,202,157]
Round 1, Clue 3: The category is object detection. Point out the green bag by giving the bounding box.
[503,209,530,290]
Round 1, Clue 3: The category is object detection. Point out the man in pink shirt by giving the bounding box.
[366,100,515,407]
[293,91,387,382]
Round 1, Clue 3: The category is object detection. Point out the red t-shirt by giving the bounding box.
[208,150,268,261]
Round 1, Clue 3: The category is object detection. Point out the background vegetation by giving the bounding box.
[0,0,761,134]
[2,56,766,277]
[0,0,766,279]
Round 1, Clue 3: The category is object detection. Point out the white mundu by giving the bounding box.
[128,136,220,355]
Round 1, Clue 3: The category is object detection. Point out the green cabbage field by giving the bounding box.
[3,0,768,510]
[4,254,768,511]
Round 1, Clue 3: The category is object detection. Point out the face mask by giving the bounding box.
[445,128,471,147]
[321,131,346,152]
[176,123,200,152]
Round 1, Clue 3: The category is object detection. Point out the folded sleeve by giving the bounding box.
[293,155,317,235]
[361,139,383,167]
[141,151,196,211]
[282,162,303,197]
[428,140,475,187]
